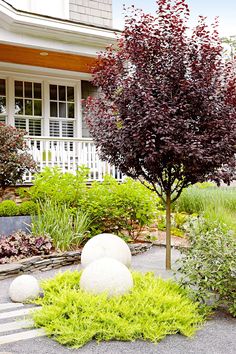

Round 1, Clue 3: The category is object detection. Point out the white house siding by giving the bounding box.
[69,0,112,28]
[5,0,70,19]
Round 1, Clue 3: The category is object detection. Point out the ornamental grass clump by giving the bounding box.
[33,271,205,348]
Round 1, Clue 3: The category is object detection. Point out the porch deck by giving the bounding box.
[25,136,123,183]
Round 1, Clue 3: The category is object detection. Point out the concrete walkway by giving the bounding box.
[0,247,235,354]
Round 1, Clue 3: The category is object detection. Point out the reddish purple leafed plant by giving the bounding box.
[85,0,236,268]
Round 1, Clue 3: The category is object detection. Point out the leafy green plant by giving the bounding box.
[0,200,19,216]
[31,200,90,251]
[33,271,204,348]
[21,166,88,207]
[0,231,53,264]
[18,201,37,215]
[176,220,236,317]
[80,176,157,239]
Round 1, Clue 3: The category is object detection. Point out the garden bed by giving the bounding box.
[0,242,153,280]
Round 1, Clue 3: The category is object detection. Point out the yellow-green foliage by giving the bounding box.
[33,271,204,348]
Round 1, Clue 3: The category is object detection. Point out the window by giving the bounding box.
[0,79,6,123]
[14,80,42,136]
[81,80,98,138]
[49,84,75,137]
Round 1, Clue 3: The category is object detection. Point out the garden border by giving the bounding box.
[0,243,153,280]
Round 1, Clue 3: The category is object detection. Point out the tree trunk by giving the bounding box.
[165,190,171,270]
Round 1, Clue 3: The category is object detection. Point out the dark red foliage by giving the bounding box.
[85,0,236,202]
[0,123,36,189]
[0,232,54,264]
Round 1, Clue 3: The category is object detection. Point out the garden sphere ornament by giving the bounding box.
[9,275,40,303]
[81,233,132,268]
[80,257,133,296]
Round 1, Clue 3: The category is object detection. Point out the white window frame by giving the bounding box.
[0,73,84,138]
[0,77,7,123]
[14,78,43,136]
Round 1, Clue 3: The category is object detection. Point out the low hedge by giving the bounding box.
[0,200,37,217]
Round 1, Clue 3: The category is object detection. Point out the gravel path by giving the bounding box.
[0,246,235,354]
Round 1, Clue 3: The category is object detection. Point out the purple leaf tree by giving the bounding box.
[85,0,236,269]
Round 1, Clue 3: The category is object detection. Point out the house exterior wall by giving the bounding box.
[6,0,70,19]
[69,0,112,28]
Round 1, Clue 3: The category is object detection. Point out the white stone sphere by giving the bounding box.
[9,275,40,303]
[81,233,132,268]
[80,257,133,297]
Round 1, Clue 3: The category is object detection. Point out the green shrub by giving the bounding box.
[176,220,236,317]
[18,201,37,215]
[33,271,204,348]
[31,200,90,251]
[80,176,157,239]
[0,200,19,216]
[22,166,88,207]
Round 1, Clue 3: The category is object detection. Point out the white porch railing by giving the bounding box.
[24,136,123,183]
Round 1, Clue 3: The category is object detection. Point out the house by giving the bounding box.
[0,0,122,182]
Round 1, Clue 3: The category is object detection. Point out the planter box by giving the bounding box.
[0,216,32,237]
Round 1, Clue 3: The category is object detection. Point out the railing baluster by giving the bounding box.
[23,136,123,183]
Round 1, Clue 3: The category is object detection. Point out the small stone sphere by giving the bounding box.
[9,275,40,303]
[81,233,132,268]
[80,257,133,297]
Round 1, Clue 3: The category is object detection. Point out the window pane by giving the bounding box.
[0,79,5,96]
[25,99,32,115]
[59,86,66,101]
[67,86,74,102]
[15,81,23,97]
[29,119,41,136]
[50,121,60,137]
[68,103,74,118]
[34,100,42,116]
[34,83,42,99]
[59,102,66,118]
[50,85,57,100]
[0,97,6,114]
[15,99,23,115]
[24,82,32,98]
[50,102,57,117]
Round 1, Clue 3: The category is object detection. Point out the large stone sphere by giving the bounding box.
[80,257,133,297]
[9,275,40,303]
[81,233,132,268]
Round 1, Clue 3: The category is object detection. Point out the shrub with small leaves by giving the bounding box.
[176,220,236,317]
[80,176,157,239]
[22,166,88,207]
[0,231,54,264]
[18,201,37,216]
[0,200,19,216]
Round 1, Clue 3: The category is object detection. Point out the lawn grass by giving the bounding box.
[32,270,205,348]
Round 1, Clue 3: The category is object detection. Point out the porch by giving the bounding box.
[24,136,123,183]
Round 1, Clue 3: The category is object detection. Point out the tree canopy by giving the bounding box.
[85,0,236,268]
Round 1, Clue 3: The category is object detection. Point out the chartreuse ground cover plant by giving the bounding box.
[33,271,205,348]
